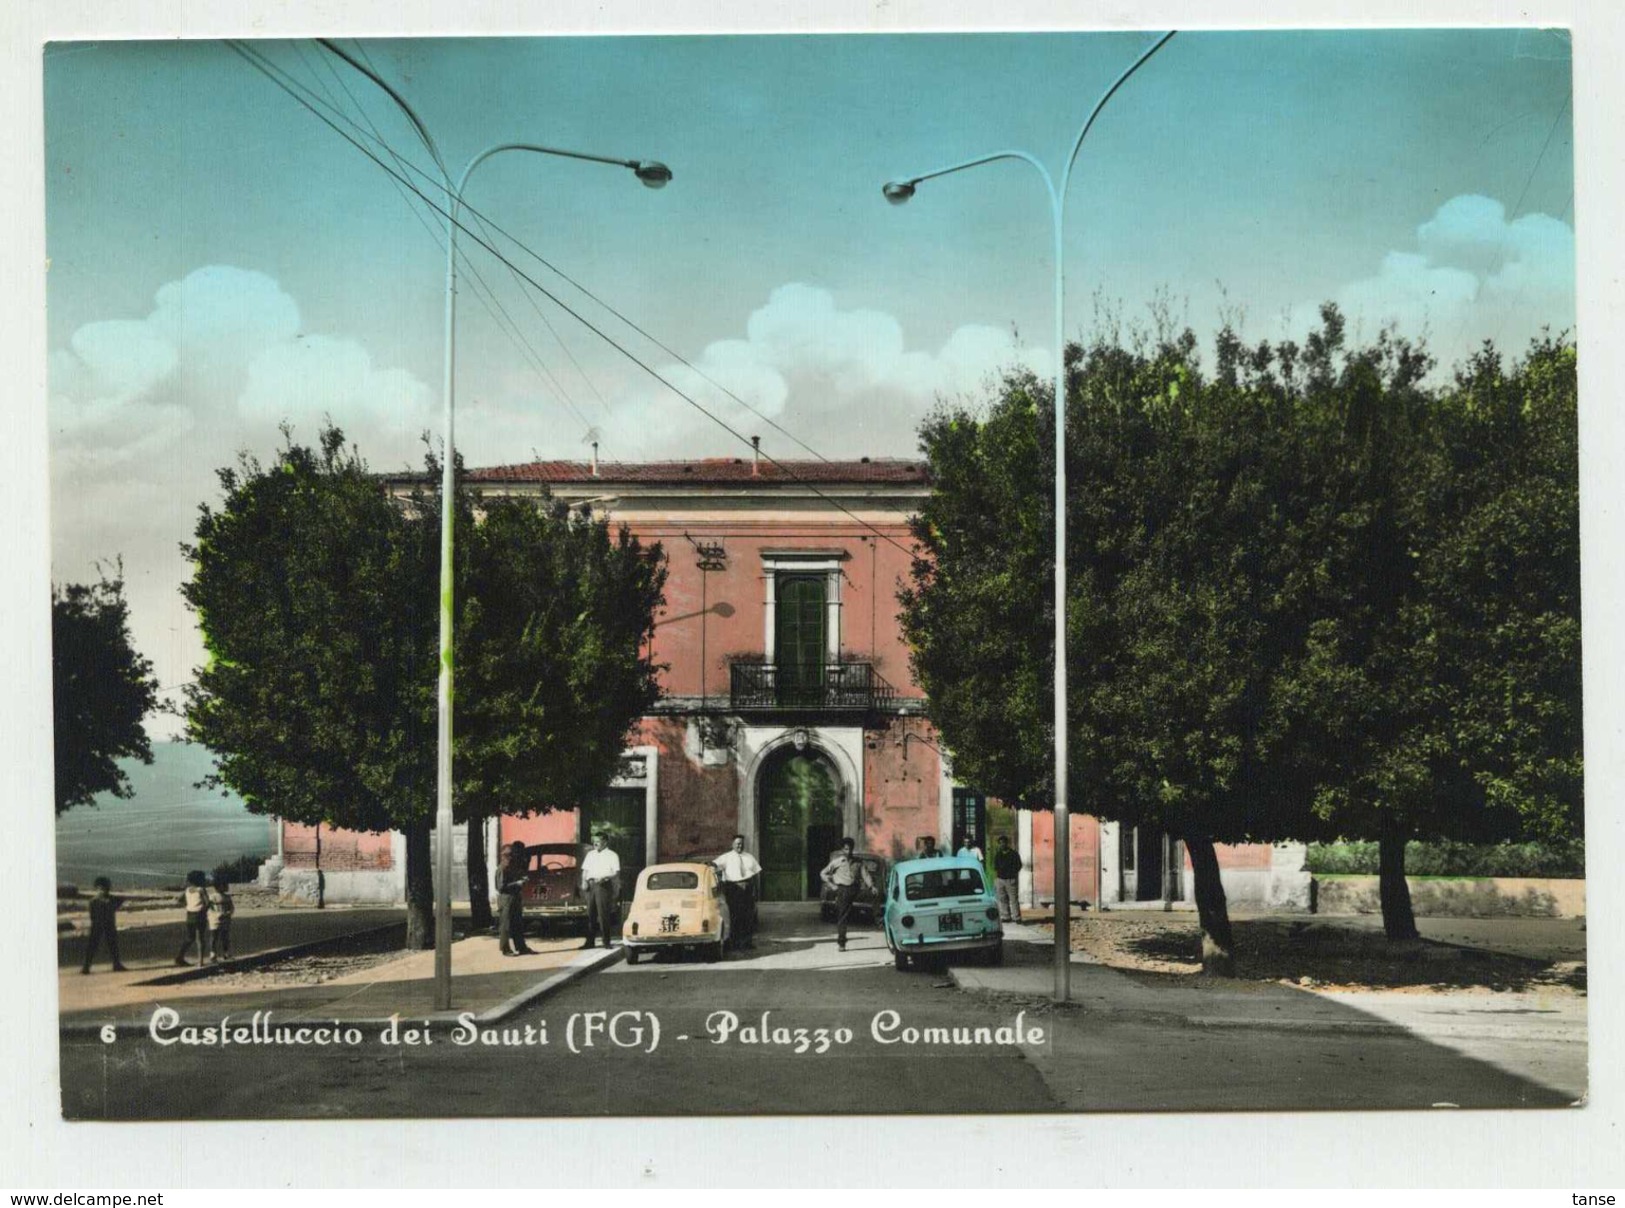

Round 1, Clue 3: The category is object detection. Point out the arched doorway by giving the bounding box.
[757,746,842,900]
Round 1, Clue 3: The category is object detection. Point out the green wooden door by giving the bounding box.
[759,751,841,900]
[581,788,645,902]
[775,574,826,707]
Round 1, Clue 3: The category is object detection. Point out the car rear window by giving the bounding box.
[645,871,699,891]
[904,867,986,901]
[531,852,580,871]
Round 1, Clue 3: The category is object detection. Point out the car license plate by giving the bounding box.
[938,912,963,931]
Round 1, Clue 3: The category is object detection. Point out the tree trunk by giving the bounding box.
[314,823,325,909]
[404,818,435,950]
[1184,835,1237,976]
[1378,824,1420,942]
[465,811,494,932]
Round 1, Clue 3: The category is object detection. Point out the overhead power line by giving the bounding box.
[314,38,833,464]
[261,42,599,432]
[225,39,919,558]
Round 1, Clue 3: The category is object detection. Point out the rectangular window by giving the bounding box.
[774,572,827,706]
[952,788,987,854]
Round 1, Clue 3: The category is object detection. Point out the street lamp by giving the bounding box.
[881,30,1174,1004]
[431,142,671,1008]
[315,42,671,1011]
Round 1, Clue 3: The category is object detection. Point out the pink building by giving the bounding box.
[266,455,1308,912]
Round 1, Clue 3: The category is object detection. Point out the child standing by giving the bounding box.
[175,870,210,966]
[80,876,126,974]
[208,873,235,963]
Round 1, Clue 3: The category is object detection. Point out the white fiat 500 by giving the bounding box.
[621,862,731,964]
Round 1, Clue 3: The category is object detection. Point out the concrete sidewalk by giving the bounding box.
[59,904,408,970]
[61,922,621,1033]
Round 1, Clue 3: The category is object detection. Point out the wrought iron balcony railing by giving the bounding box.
[729,661,896,712]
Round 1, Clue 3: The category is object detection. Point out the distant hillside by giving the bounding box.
[54,741,275,889]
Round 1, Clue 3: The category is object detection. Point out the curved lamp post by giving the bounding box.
[881,30,1174,1003]
[431,144,669,1008]
[315,43,671,1010]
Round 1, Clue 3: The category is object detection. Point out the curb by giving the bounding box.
[473,943,624,1023]
[60,941,624,1039]
[130,923,405,986]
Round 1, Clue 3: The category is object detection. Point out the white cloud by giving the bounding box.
[590,283,1045,461]
[241,335,434,433]
[1281,194,1575,372]
[49,265,434,719]
[51,265,433,471]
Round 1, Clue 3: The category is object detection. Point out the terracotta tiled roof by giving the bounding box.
[466,458,930,486]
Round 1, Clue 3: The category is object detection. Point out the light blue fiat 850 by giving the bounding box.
[882,855,1003,971]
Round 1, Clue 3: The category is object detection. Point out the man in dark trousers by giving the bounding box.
[580,831,622,949]
[713,834,762,950]
[993,835,1023,923]
[80,876,126,973]
[497,842,534,956]
[819,837,875,952]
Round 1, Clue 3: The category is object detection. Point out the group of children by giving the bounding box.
[77,869,236,974]
[175,869,236,967]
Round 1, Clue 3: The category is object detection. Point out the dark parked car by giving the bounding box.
[520,842,590,933]
[818,852,889,922]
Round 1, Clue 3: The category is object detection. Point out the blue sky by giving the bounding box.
[44,30,1575,723]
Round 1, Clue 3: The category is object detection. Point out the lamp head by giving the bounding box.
[882,181,916,205]
[633,160,673,189]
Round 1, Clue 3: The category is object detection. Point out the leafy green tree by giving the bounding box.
[1073,327,1333,973]
[904,310,1582,972]
[52,568,160,814]
[183,426,666,948]
[184,428,439,943]
[1272,328,1579,940]
[1230,312,1460,942]
[451,490,666,928]
[899,372,1052,812]
[1425,339,1581,844]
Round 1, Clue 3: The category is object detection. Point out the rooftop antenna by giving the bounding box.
[582,426,602,477]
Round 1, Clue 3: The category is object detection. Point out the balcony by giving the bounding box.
[729,661,897,713]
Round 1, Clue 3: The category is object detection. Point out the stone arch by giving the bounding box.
[738,729,864,900]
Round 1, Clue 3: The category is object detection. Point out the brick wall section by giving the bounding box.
[863,715,942,861]
[1030,810,1102,904]
[281,824,393,870]
[1211,842,1273,869]
[502,810,578,847]
[640,528,919,699]
[646,718,739,860]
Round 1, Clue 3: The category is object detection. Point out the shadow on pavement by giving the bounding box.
[1069,915,1586,993]
[960,934,1581,1111]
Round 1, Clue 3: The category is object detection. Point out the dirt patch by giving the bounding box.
[1040,915,1586,995]
[157,926,410,989]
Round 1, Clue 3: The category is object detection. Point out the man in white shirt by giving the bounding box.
[713,834,762,950]
[580,832,622,950]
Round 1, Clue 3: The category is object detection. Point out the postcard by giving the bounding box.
[19,9,1614,1188]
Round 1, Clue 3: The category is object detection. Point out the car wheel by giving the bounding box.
[705,939,724,963]
[986,941,1003,967]
[893,950,910,972]
[626,948,641,965]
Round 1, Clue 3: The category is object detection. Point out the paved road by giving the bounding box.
[58,912,1575,1119]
